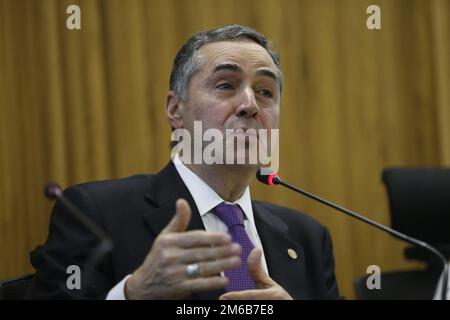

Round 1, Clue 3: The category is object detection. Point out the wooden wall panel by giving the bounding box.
[0,0,449,298]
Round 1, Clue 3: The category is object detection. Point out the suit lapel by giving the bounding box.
[253,202,308,300]
[142,161,225,299]
[143,161,205,235]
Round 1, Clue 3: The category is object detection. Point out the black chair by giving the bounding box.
[383,167,450,263]
[354,269,442,300]
[354,168,450,299]
[0,274,34,300]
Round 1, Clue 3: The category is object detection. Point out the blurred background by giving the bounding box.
[0,0,449,299]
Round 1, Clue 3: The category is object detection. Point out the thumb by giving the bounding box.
[161,198,191,234]
[248,248,274,288]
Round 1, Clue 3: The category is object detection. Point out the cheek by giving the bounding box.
[186,96,211,122]
[259,107,280,129]
[192,99,234,128]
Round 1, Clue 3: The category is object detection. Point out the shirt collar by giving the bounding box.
[172,154,255,224]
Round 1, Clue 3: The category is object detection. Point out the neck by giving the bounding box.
[185,163,256,202]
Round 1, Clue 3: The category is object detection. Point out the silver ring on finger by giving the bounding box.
[186,262,200,278]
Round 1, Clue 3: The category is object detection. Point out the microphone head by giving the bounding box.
[256,168,281,186]
[44,182,62,199]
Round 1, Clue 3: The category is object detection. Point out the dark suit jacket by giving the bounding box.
[26,162,340,299]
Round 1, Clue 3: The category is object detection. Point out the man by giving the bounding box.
[26,25,339,300]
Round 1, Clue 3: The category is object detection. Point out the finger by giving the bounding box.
[168,230,232,248]
[248,248,274,288]
[177,243,241,264]
[161,199,191,234]
[219,289,268,300]
[197,256,241,277]
[167,256,240,279]
[180,276,228,293]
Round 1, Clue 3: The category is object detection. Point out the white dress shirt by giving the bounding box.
[106,155,268,299]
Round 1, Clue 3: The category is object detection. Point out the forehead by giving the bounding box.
[197,40,277,72]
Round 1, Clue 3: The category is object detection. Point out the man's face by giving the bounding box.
[171,39,281,165]
[183,39,280,133]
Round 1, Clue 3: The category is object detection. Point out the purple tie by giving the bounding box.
[213,203,256,291]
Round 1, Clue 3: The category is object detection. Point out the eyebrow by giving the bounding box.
[211,63,279,83]
[255,68,278,82]
[212,63,242,74]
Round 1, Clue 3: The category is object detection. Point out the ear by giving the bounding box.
[166,91,184,129]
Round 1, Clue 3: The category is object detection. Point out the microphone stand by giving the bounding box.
[258,171,448,300]
[44,183,114,299]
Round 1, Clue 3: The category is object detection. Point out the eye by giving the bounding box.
[216,83,233,90]
[258,89,273,98]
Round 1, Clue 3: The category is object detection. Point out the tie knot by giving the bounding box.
[213,203,245,228]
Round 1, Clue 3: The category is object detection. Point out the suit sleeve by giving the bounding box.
[25,185,114,299]
[321,227,340,299]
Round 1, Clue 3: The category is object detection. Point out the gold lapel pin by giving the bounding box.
[287,248,298,260]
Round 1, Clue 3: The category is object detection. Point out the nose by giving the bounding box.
[235,87,259,119]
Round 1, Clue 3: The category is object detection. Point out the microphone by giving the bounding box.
[44,182,111,243]
[256,169,448,300]
[44,182,113,297]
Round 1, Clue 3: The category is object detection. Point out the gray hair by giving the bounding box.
[169,24,283,101]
